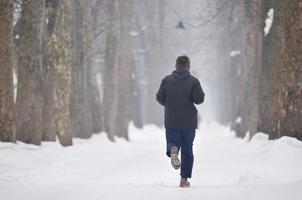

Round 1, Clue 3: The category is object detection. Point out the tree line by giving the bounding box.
[207,0,302,140]
[0,0,166,146]
[1,0,301,146]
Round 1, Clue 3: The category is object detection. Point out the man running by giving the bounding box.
[156,55,205,187]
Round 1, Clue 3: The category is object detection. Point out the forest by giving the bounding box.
[0,0,301,147]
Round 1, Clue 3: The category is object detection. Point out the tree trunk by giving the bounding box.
[146,0,164,126]
[85,1,103,134]
[51,0,73,146]
[87,68,103,134]
[131,1,152,126]
[0,0,15,142]
[70,0,92,138]
[259,0,302,140]
[114,0,133,139]
[41,0,59,141]
[103,0,118,141]
[233,0,263,138]
[129,56,143,129]
[16,0,45,145]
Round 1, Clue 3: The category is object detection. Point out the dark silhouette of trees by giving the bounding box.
[0,0,301,145]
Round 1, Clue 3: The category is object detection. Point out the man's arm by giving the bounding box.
[192,79,205,104]
[156,79,166,106]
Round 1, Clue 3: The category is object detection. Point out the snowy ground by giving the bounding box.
[1,122,302,200]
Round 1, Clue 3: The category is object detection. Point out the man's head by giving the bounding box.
[175,55,190,70]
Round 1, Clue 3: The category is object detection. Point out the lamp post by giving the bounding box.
[176,21,185,29]
[176,21,187,55]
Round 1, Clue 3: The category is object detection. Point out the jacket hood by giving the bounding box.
[172,69,190,81]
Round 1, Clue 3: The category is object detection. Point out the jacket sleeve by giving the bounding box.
[192,79,205,105]
[156,78,166,106]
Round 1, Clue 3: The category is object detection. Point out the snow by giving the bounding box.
[230,50,241,57]
[235,116,242,124]
[130,31,140,37]
[1,122,302,200]
[264,9,274,36]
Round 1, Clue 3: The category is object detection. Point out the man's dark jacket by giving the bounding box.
[156,69,205,129]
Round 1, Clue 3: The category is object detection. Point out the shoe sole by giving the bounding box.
[170,146,181,170]
[171,156,181,170]
[179,182,190,188]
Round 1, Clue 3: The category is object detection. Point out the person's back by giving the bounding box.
[157,68,204,129]
[156,55,205,187]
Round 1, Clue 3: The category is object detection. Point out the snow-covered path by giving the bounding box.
[1,122,302,200]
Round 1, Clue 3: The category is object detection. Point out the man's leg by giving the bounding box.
[180,128,195,179]
[166,128,182,169]
[165,128,181,157]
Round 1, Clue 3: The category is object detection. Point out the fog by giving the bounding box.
[1,0,299,144]
[1,0,302,198]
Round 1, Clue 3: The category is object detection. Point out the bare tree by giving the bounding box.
[232,0,263,137]
[145,0,165,126]
[85,0,103,134]
[70,0,93,138]
[0,0,15,142]
[41,0,60,141]
[114,0,133,140]
[259,0,302,140]
[50,0,73,146]
[103,0,118,141]
[15,0,45,145]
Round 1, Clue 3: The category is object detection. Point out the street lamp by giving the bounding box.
[176,21,185,29]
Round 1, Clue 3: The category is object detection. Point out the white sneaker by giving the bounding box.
[170,146,181,170]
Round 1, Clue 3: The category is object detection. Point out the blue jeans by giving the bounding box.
[166,128,195,179]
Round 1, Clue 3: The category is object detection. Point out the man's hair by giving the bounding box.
[175,55,190,70]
